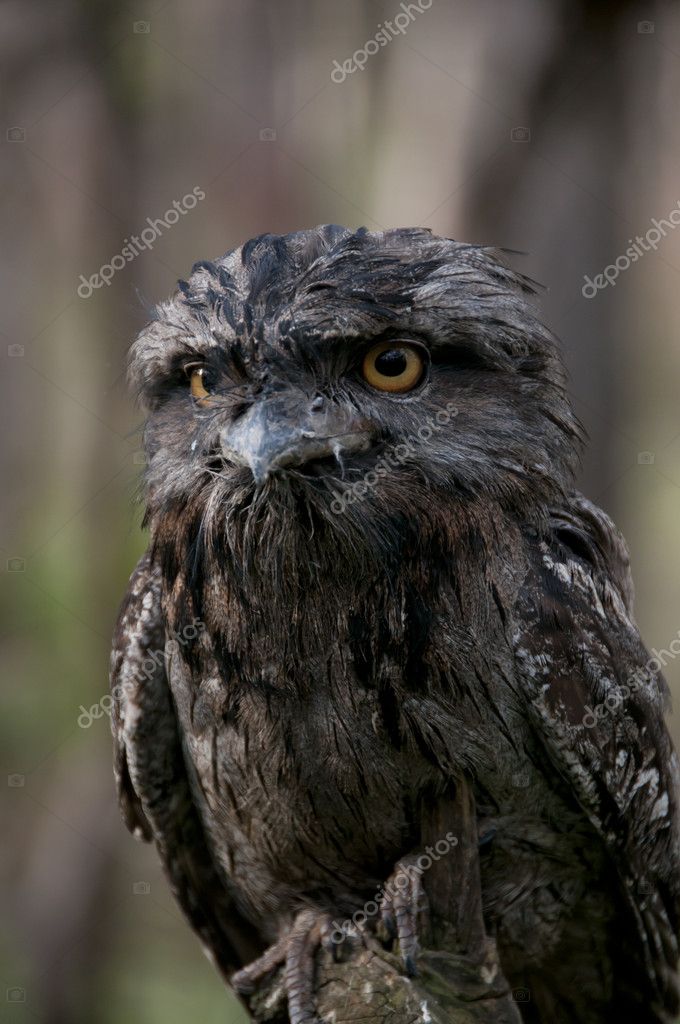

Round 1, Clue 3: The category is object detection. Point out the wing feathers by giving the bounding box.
[110,551,262,976]
[516,495,680,1013]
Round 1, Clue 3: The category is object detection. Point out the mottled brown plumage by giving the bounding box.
[111,226,680,1023]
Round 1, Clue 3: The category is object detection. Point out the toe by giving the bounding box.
[380,857,430,973]
[231,935,288,994]
[285,910,326,1024]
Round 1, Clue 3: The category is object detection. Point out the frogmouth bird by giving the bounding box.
[111,225,680,1023]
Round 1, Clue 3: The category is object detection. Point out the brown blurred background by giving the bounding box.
[2,1,680,1021]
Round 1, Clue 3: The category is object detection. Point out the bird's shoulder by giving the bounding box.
[510,491,677,841]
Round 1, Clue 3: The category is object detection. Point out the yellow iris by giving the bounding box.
[362,342,425,394]
[189,367,211,406]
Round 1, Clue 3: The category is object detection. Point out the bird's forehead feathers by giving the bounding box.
[129,225,556,398]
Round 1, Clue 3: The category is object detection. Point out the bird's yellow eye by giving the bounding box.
[188,366,211,406]
[362,342,426,394]
[190,368,208,399]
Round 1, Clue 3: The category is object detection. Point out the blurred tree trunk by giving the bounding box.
[1,3,142,1021]
[462,0,650,503]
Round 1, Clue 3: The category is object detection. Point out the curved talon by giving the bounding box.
[319,916,352,962]
[380,905,398,939]
[380,856,429,975]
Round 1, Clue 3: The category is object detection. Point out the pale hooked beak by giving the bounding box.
[220,393,372,483]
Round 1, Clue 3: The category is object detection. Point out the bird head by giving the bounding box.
[130,226,582,591]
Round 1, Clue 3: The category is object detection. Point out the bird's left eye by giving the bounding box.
[185,364,212,406]
[362,342,426,394]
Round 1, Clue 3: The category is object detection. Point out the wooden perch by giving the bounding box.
[242,779,522,1024]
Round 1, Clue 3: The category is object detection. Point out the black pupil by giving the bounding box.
[375,348,408,377]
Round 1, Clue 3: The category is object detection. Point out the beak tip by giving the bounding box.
[249,459,271,486]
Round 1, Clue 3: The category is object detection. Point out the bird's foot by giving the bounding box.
[231,862,429,1021]
[377,855,430,976]
[231,908,347,1024]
